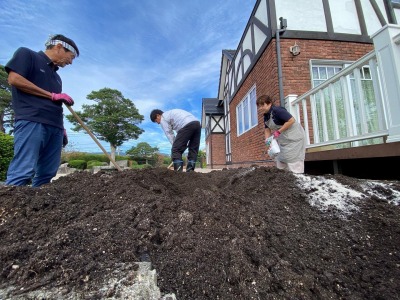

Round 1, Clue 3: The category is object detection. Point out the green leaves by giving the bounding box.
[66,88,144,154]
[0,65,13,133]
[0,132,13,181]
[126,142,159,158]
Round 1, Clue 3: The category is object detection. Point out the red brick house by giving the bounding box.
[202,0,400,178]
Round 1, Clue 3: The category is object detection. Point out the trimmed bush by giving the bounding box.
[62,152,132,165]
[0,132,14,181]
[131,163,152,169]
[67,160,87,170]
[62,152,110,163]
[87,160,107,169]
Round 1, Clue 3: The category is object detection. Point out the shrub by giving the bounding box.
[0,133,14,181]
[87,160,107,169]
[131,163,152,169]
[67,160,87,170]
[62,152,110,163]
[61,152,132,164]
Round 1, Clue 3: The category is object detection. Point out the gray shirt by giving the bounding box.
[160,109,198,144]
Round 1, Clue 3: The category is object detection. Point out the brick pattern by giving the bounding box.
[209,39,373,167]
[206,134,226,168]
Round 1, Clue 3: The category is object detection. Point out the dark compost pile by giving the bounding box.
[0,167,399,299]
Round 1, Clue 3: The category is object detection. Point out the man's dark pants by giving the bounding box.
[171,121,201,162]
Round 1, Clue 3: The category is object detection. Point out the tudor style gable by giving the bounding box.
[201,98,224,137]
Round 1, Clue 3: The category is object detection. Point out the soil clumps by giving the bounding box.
[0,167,399,299]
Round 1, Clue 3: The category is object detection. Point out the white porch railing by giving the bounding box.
[287,51,388,150]
[288,25,400,150]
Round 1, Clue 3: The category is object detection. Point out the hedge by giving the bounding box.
[0,132,14,181]
[67,160,87,170]
[87,160,107,169]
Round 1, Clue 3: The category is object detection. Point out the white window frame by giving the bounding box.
[236,85,258,136]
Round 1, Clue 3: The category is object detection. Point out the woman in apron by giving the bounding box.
[256,95,306,173]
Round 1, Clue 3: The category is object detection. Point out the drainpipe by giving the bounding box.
[276,17,287,106]
[209,115,213,169]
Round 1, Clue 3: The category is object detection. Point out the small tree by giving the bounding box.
[126,142,159,165]
[197,149,206,168]
[66,88,144,160]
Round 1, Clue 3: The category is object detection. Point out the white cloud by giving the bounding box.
[1,0,256,153]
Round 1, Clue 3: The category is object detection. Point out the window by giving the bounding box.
[391,0,400,9]
[236,86,257,136]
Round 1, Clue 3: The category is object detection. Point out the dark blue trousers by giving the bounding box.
[172,121,201,162]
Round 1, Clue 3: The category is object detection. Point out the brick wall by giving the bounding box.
[227,39,374,166]
[206,133,226,168]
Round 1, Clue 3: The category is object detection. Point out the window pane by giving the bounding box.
[362,66,371,79]
[313,79,324,87]
[319,67,327,79]
[314,93,324,142]
[335,67,342,73]
[323,88,334,140]
[311,63,345,142]
[349,75,361,135]
[250,89,257,127]
[244,99,249,131]
[237,86,257,135]
[312,67,319,79]
[333,81,347,138]
[237,104,243,135]
[327,67,335,77]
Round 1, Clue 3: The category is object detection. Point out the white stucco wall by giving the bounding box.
[275,0,388,37]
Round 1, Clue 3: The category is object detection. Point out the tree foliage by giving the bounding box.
[126,142,159,158]
[0,132,13,181]
[0,65,13,133]
[126,142,160,166]
[66,88,144,159]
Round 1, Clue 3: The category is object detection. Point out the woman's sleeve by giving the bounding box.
[275,107,293,123]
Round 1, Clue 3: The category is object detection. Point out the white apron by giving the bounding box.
[266,112,306,164]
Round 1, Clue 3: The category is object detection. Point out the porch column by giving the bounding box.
[371,24,400,143]
[284,94,298,115]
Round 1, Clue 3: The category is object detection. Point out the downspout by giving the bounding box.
[209,114,213,169]
[276,17,287,106]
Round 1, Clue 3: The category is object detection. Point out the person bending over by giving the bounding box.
[150,109,201,172]
[256,95,306,173]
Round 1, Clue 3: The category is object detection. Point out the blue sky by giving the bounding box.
[0,0,256,155]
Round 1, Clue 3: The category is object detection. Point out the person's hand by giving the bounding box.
[273,130,281,138]
[265,136,273,147]
[51,93,74,106]
[62,129,68,147]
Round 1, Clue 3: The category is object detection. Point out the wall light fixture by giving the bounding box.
[290,42,300,56]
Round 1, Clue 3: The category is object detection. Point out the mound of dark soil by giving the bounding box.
[0,167,399,299]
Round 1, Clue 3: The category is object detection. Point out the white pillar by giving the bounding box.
[284,94,298,114]
[371,25,400,143]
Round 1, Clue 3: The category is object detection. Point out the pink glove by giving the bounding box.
[273,130,281,138]
[51,93,74,106]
